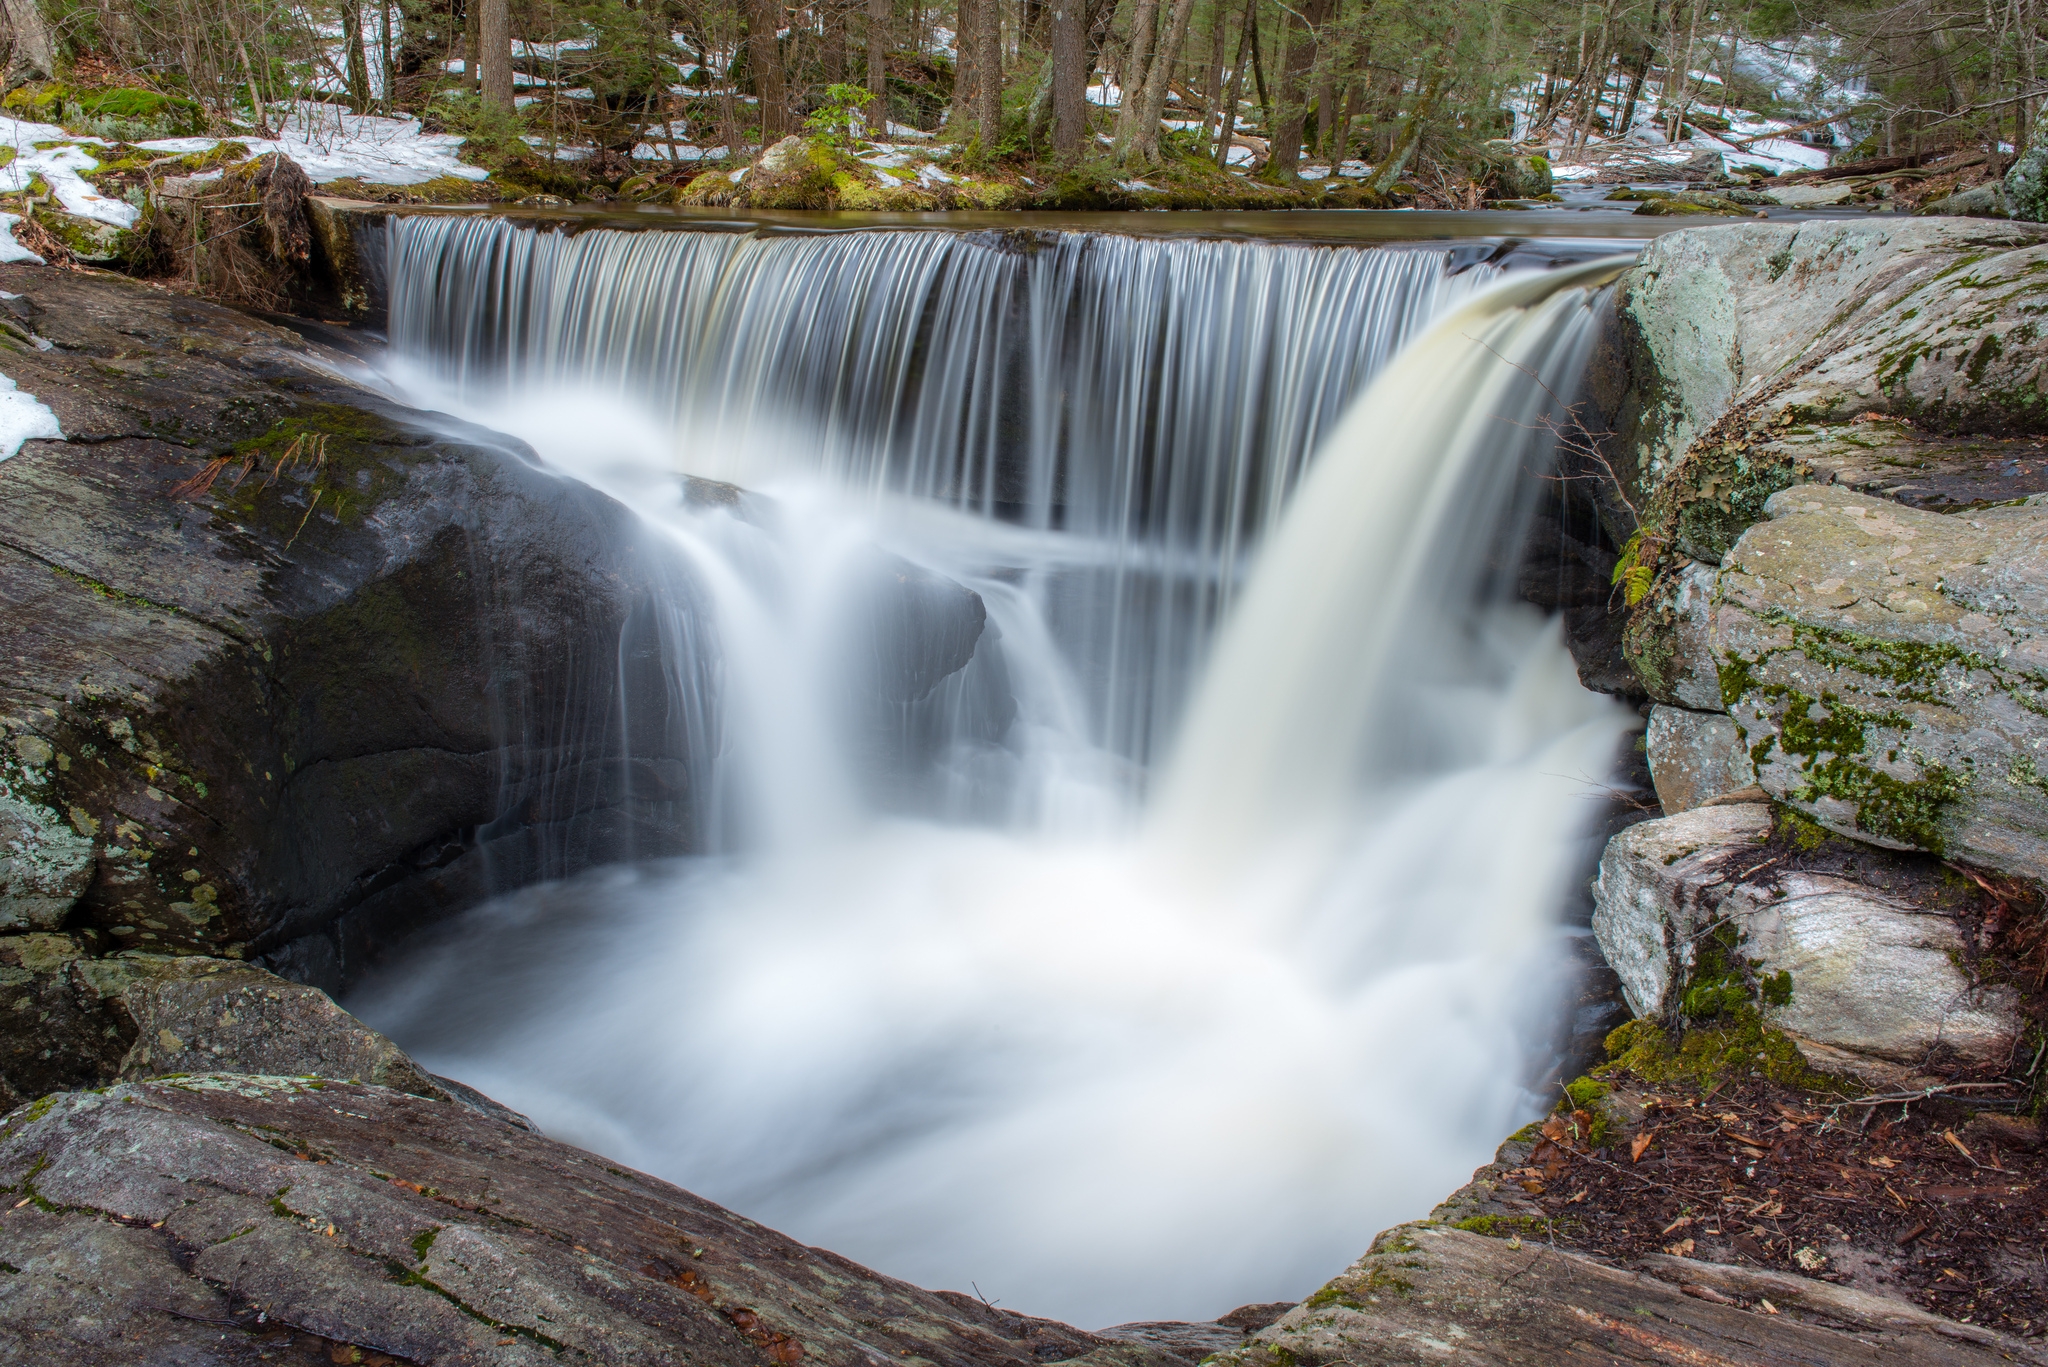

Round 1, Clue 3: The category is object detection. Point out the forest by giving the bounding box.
[5,0,2044,203]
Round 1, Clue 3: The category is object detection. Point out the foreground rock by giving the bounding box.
[0,1073,1186,1367]
[0,264,995,1010]
[1591,804,2022,1082]
[1208,1219,2043,1367]
[1715,483,2048,875]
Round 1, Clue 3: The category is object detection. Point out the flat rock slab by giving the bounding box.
[1208,1222,2046,1367]
[0,1074,1182,1367]
[1645,705,1757,812]
[1715,482,2048,877]
[1758,421,2048,513]
[1590,804,2020,1077]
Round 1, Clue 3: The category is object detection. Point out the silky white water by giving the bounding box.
[351,228,1635,1328]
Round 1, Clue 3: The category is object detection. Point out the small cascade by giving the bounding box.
[384,218,1486,767]
[356,230,1638,1328]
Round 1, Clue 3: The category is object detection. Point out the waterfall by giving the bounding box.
[354,221,1636,1329]
[383,217,1487,769]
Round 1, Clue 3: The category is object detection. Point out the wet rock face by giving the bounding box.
[0,936,520,1119]
[1645,705,1756,813]
[0,265,999,999]
[1715,484,2048,876]
[0,265,713,987]
[1583,219,2048,544]
[1590,804,2022,1080]
[1206,1218,2042,1367]
[0,1074,1184,1367]
[1590,802,1775,1020]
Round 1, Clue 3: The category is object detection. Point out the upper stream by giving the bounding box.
[350,218,1637,1327]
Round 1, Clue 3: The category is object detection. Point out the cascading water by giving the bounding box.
[384,217,1489,771]
[351,221,1636,1328]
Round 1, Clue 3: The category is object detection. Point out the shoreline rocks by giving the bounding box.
[0,1073,1194,1367]
[1590,803,2022,1081]
[1716,483,2048,874]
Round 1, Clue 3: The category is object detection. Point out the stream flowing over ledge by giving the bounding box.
[5,217,2048,1363]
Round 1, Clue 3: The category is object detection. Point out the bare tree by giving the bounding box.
[1126,0,1200,162]
[1052,0,1087,152]
[751,0,792,137]
[1213,0,1256,167]
[2,0,56,78]
[1267,0,1334,176]
[975,0,1001,138]
[1111,0,1160,149]
[479,0,514,110]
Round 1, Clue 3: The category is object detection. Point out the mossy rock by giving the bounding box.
[317,174,498,205]
[679,168,743,207]
[33,208,130,264]
[3,83,207,140]
[832,170,940,211]
[744,136,839,209]
[1319,182,1395,208]
[1474,146,1552,199]
[954,178,1022,209]
[1601,1013,1853,1094]
[1634,196,1758,218]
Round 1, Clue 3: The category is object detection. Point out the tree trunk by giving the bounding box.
[750,0,790,139]
[953,0,980,132]
[975,0,1001,142]
[342,0,373,113]
[1247,10,1271,130]
[378,0,394,109]
[1363,63,1445,193]
[1051,0,1087,155]
[1112,0,1161,153]
[1265,0,1332,178]
[1193,0,1228,156]
[824,0,847,84]
[1314,70,1340,157]
[235,36,277,137]
[1614,40,1651,139]
[1213,0,1254,167]
[464,0,482,94]
[0,0,55,79]
[868,0,890,113]
[1127,0,1199,163]
[479,0,514,111]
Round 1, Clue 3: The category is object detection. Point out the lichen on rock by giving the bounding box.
[1713,483,2048,873]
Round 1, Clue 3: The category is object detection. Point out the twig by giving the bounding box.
[283,488,322,552]
[1831,1083,2012,1110]
[1466,333,1642,525]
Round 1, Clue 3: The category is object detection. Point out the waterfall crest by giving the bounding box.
[355,224,1636,1329]
[385,219,1486,768]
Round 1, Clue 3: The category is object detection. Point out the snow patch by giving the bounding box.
[0,212,44,265]
[633,143,722,163]
[0,371,62,461]
[140,104,488,187]
[0,118,138,229]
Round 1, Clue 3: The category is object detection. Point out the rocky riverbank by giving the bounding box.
[1219,218,2048,1363]
[5,219,2048,1363]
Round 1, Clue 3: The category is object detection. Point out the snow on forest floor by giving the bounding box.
[140,103,487,186]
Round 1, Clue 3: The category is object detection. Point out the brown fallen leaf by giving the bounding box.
[1661,1214,1693,1236]
[1664,1238,1696,1256]
[1630,1131,1655,1162]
